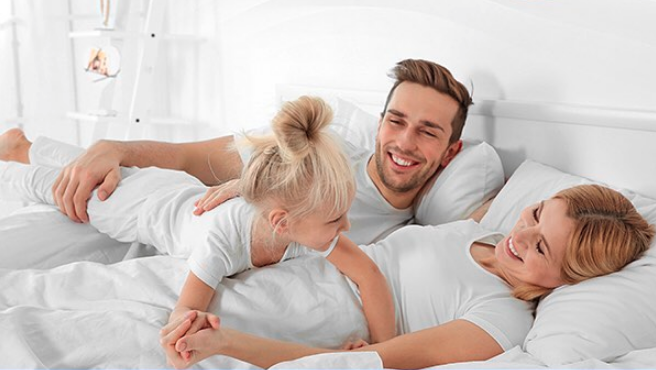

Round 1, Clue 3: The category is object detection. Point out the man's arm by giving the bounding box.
[102,135,243,185]
[53,136,243,223]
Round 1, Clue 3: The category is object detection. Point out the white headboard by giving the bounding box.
[278,84,656,199]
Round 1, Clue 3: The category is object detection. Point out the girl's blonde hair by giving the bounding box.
[514,184,654,301]
[240,96,354,227]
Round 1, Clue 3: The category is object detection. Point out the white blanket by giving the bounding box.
[2,206,656,369]
[0,255,370,368]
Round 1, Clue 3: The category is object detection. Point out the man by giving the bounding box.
[51,59,472,244]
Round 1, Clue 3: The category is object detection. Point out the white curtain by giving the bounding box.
[0,0,225,150]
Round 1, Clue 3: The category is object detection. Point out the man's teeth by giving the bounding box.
[509,237,521,258]
[391,154,413,167]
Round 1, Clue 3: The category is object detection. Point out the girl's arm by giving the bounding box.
[170,272,215,327]
[165,272,217,364]
[325,235,396,343]
[163,313,503,369]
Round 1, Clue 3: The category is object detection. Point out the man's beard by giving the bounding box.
[374,148,435,194]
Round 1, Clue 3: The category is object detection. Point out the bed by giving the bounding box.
[2,88,656,369]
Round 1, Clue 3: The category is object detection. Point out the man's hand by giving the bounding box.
[193,179,240,216]
[52,140,122,223]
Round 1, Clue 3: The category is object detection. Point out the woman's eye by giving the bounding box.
[536,241,544,255]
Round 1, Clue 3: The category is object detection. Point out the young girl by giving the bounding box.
[0,97,395,360]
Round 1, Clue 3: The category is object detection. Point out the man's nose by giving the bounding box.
[396,128,417,151]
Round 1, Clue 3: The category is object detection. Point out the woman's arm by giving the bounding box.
[164,314,503,369]
[364,319,503,369]
[325,235,395,343]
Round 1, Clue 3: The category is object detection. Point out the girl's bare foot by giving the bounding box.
[0,128,31,164]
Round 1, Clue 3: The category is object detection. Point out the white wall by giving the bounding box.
[0,0,77,142]
[213,0,656,133]
[1,0,655,217]
[3,0,654,141]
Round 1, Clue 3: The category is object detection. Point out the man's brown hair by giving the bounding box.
[383,59,473,143]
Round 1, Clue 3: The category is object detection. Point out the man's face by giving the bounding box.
[373,82,461,195]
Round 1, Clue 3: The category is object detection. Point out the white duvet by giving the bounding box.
[2,205,656,369]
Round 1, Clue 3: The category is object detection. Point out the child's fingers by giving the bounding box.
[186,316,207,335]
[161,311,197,337]
[203,189,236,211]
[205,196,222,211]
[208,314,221,329]
[161,317,193,346]
[193,194,211,215]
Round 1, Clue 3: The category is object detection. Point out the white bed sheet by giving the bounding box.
[0,208,368,368]
[2,207,656,369]
[0,204,132,269]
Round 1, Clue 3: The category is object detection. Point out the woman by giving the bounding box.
[160,184,654,369]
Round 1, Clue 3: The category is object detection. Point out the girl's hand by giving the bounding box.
[161,311,197,369]
[193,179,240,216]
[174,313,224,368]
[184,311,219,338]
[342,338,369,350]
[164,310,221,364]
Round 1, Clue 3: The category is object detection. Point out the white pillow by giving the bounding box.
[414,141,504,225]
[329,97,379,151]
[331,97,505,226]
[480,160,656,365]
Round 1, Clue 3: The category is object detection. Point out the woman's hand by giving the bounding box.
[164,310,221,365]
[174,313,225,367]
[161,311,196,369]
[193,179,240,216]
[161,311,224,369]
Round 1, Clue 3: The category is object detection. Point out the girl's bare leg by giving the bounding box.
[0,128,31,164]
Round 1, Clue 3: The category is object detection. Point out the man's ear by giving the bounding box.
[440,140,463,168]
[269,209,289,235]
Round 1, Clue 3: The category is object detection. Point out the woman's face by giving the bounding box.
[496,198,576,289]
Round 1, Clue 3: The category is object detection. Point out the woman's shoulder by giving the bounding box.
[387,219,486,240]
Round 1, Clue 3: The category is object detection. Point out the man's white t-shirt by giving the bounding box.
[342,143,413,244]
[361,220,535,350]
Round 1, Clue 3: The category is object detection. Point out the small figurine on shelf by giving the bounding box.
[100,0,110,27]
[99,0,120,29]
[85,46,121,82]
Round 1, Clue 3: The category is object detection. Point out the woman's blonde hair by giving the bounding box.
[514,184,654,301]
[239,96,354,228]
